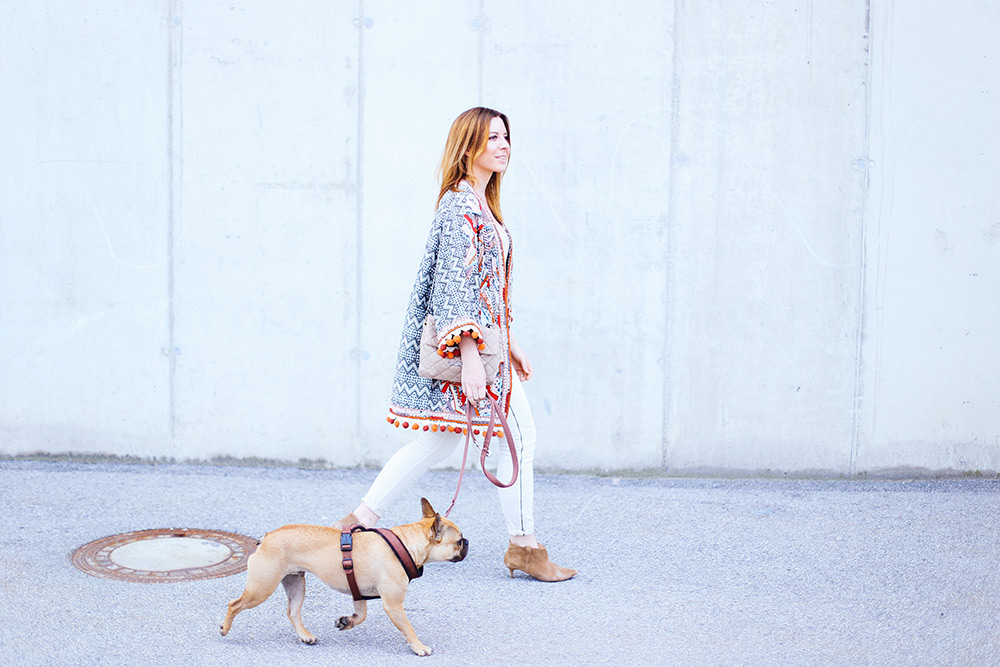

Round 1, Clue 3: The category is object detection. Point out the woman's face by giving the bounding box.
[472,116,510,177]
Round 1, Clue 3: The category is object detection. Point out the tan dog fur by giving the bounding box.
[220,498,468,656]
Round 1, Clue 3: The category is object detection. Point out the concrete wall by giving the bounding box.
[857,2,1000,474]
[1,1,998,476]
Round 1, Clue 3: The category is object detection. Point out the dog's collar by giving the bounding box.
[340,524,424,602]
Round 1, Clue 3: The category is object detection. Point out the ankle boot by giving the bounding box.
[332,513,359,530]
[503,543,577,582]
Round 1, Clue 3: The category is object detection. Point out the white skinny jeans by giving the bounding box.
[363,373,536,536]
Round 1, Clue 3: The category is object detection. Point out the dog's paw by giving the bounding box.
[409,641,433,656]
[336,615,355,631]
[298,634,317,645]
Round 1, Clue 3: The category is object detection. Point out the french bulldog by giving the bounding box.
[220,498,468,656]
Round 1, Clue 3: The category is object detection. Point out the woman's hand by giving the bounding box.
[458,336,487,403]
[509,331,533,381]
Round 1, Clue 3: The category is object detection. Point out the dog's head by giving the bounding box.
[420,498,468,563]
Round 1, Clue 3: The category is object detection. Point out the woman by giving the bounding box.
[335,107,575,582]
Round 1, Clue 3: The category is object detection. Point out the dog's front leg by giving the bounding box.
[336,599,367,631]
[280,573,316,645]
[381,588,431,656]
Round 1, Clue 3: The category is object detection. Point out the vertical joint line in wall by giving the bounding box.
[355,0,366,442]
[167,2,183,450]
[477,0,484,102]
[661,0,684,471]
[849,1,874,477]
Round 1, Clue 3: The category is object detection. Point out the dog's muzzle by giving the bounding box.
[451,537,469,562]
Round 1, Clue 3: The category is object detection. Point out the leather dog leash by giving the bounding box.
[340,524,423,601]
[444,392,518,518]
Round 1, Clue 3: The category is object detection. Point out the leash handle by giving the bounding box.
[477,393,519,488]
[443,393,518,518]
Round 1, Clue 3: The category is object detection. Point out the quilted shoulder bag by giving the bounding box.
[417,314,502,383]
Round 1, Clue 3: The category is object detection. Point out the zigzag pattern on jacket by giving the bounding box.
[388,181,513,430]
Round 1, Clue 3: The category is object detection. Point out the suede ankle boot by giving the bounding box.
[503,543,577,582]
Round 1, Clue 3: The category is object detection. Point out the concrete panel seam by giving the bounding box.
[662,0,684,471]
[850,0,874,476]
[477,0,484,102]
[355,1,366,444]
[167,2,184,452]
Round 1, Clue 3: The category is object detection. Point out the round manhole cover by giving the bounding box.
[72,528,258,583]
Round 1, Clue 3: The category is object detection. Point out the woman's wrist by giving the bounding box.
[458,335,483,359]
[438,327,486,358]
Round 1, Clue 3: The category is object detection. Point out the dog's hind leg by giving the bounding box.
[335,599,368,632]
[221,583,278,636]
[280,572,317,645]
[220,553,283,637]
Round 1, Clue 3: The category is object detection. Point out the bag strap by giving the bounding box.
[476,393,519,488]
[444,391,519,518]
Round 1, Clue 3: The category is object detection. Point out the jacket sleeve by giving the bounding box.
[428,190,489,358]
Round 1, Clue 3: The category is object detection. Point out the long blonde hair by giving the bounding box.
[437,107,510,222]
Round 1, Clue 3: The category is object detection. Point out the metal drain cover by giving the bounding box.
[72,528,257,583]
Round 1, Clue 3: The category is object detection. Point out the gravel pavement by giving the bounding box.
[2,458,999,666]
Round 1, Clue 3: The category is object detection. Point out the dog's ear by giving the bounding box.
[420,497,436,518]
[431,515,445,543]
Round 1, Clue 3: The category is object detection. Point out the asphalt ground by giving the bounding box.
[2,458,999,666]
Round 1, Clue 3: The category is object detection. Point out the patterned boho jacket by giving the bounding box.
[387,181,513,434]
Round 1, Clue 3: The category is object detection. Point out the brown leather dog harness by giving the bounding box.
[340,524,423,601]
